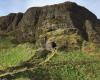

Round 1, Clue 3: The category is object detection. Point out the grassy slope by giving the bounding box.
[0,37,100,80]
[7,51,99,80]
[45,51,100,80]
[0,37,36,69]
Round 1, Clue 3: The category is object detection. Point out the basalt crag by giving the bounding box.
[0,2,100,50]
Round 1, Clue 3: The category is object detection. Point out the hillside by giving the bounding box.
[0,1,100,80]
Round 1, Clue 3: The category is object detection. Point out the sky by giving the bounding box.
[0,0,100,18]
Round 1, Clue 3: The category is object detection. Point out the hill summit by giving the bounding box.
[0,1,100,51]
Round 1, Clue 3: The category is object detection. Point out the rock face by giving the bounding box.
[0,2,100,50]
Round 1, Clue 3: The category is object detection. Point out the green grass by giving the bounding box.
[0,37,15,49]
[0,37,100,80]
[14,77,30,80]
[0,43,36,70]
[45,62,100,80]
[49,51,100,63]
[11,50,100,80]
[0,37,37,69]
[43,51,100,80]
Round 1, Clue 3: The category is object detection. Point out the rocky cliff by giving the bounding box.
[0,2,100,50]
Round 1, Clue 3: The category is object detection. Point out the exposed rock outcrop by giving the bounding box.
[0,1,100,50]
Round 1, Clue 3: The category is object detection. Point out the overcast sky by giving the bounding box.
[0,0,99,18]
